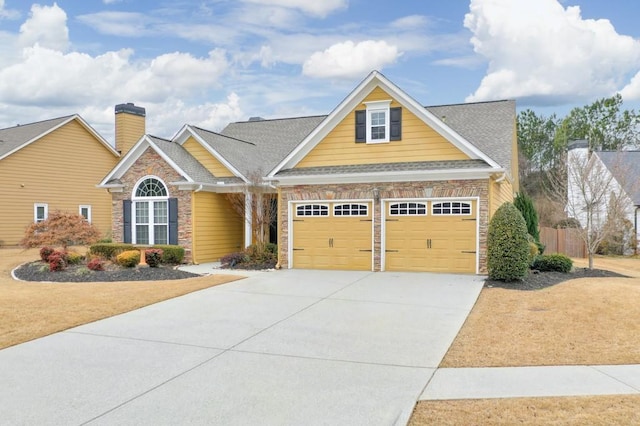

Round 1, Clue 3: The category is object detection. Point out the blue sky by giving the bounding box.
[1,0,640,143]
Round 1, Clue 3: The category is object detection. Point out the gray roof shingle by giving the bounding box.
[0,116,73,158]
[276,159,491,176]
[597,151,640,205]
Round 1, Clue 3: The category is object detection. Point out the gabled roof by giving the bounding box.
[98,135,239,189]
[597,151,640,205]
[220,116,325,176]
[268,70,505,178]
[0,115,118,161]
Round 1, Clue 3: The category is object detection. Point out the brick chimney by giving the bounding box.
[115,103,146,156]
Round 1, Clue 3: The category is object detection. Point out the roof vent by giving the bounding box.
[248,116,265,121]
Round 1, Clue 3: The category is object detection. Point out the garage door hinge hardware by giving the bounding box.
[462,218,477,221]
[385,249,399,252]
[360,219,373,222]
[292,248,304,251]
[328,238,334,247]
[386,219,399,222]
[359,249,373,252]
[461,251,476,254]
[292,219,304,222]
[426,238,432,249]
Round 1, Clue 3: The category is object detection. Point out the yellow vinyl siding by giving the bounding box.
[296,87,470,168]
[115,112,144,156]
[489,178,514,218]
[182,137,235,177]
[192,192,243,263]
[0,120,118,246]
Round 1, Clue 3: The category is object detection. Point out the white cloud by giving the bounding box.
[241,0,347,18]
[302,40,401,79]
[103,0,122,4]
[19,3,69,51]
[464,0,640,104]
[390,15,429,30]
[0,0,19,19]
[76,12,155,37]
[620,72,640,100]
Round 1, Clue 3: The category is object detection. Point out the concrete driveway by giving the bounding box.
[0,270,483,426]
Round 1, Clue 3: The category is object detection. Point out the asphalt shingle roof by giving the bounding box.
[0,116,73,158]
[276,159,491,176]
[597,151,640,205]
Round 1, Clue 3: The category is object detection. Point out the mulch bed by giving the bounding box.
[486,268,629,291]
[13,261,199,283]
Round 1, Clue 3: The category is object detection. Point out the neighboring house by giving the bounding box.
[567,140,640,253]
[0,107,140,246]
[99,71,518,273]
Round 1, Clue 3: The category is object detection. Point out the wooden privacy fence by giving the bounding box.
[539,227,586,258]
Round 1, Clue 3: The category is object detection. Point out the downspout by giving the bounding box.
[276,185,282,269]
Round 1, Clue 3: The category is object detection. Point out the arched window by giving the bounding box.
[133,177,169,245]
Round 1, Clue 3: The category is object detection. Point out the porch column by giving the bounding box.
[244,192,252,248]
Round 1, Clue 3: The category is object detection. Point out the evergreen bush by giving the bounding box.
[116,250,141,268]
[487,202,530,281]
[532,254,573,273]
[153,245,185,264]
[514,192,540,242]
[89,243,134,260]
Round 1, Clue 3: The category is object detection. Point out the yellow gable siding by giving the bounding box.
[296,86,470,168]
[489,178,514,218]
[192,192,243,263]
[0,120,118,246]
[182,137,234,177]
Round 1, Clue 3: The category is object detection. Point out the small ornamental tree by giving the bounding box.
[487,202,530,281]
[21,211,102,250]
[514,192,540,242]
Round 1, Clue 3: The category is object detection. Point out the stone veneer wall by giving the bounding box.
[278,180,490,273]
[110,148,194,262]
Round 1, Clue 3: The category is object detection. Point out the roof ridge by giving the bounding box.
[192,125,257,147]
[425,99,514,108]
[0,114,76,132]
[231,114,327,124]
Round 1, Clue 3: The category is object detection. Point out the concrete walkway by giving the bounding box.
[421,364,640,400]
[0,269,484,426]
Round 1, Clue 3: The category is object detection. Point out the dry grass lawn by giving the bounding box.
[441,256,640,367]
[0,247,242,349]
[409,256,640,425]
[410,395,640,425]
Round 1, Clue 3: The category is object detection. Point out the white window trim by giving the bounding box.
[364,100,391,144]
[296,203,330,217]
[333,203,369,217]
[431,201,473,216]
[389,202,427,216]
[79,205,92,223]
[132,176,170,245]
[34,203,48,223]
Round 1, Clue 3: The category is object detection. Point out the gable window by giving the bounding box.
[334,204,368,216]
[79,205,92,223]
[296,204,329,217]
[389,202,427,216]
[355,101,402,144]
[34,203,48,223]
[133,177,169,245]
[432,201,472,215]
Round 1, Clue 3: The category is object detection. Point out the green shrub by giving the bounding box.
[514,192,540,242]
[153,245,185,264]
[528,242,539,266]
[66,251,84,265]
[89,243,134,260]
[145,249,163,268]
[532,254,573,273]
[115,250,140,268]
[487,202,530,281]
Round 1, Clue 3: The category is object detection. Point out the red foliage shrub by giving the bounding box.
[87,258,104,271]
[48,251,67,272]
[144,249,163,268]
[39,246,55,262]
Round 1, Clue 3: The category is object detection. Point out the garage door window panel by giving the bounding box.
[296,204,329,217]
[432,201,472,215]
[334,204,368,216]
[389,202,427,216]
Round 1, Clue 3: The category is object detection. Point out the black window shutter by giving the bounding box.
[390,107,402,141]
[169,198,178,245]
[123,200,132,243]
[355,110,366,143]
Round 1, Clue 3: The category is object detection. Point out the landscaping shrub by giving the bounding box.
[532,254,573,273]
[89,243,134,260]
[87,258,104,271]
[115,250,140,268]
[21,211,102,249]
[48,251,67,272]
[65,251,84,265]
[514,192,540,242]
[39,246,55,262]
[487,202,530,281]
[145,249,163,268]
[220,252,248,268]
[528,242,539,266]
[153,245,185,264]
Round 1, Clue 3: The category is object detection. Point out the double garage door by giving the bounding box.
[291,199,477,273]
